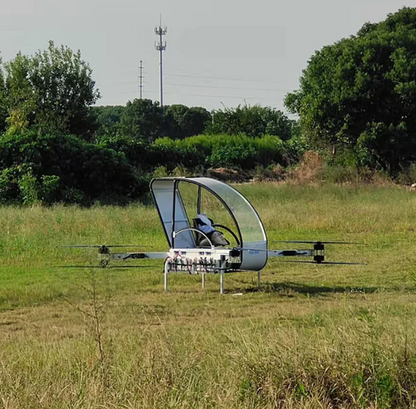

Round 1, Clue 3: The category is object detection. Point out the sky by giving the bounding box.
[0,0,414,113]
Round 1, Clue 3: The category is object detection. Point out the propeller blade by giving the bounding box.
[281,260,366,265]
[62,245,153,248]
[62,245,101,248]
[55,265,158,269]
[272,240,364,245]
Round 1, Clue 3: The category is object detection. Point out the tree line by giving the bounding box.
[1,7,416,204]
[285,6,416,173]
[0,42,301,204]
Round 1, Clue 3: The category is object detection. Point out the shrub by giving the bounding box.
[154,133,287,170]
[153,166,168,178]
[208,145,257,168]
[283,134,310,165]
[396,164,416,185]
[0,166,20,204]
[18,168,40,205]
[0,131,147,204]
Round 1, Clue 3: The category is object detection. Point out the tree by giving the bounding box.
[92,105,125,138]
[120,98,163,142]
[3,41,100,137]
[285,7,416,171]
[0,55,7,132]
[163,104,211,138]
[163,104,188,138]
[207,104,292,140]
[182,107,211,137]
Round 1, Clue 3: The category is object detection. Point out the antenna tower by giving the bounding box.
[155,15,167,107]
[138,60,143,99]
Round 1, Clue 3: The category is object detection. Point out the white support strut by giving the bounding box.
[164,259,169,292]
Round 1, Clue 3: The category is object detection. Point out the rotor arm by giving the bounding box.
[110,252,167,260]
[268,242,325,262]
[268,249,314,258]
[268,241,363,265]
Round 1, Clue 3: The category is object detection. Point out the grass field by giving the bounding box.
[1,182,416,408]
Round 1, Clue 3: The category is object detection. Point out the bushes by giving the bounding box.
[0,131,148,204]
[206,105,292,140]
[102,133,304,174]
[209,145,257,168]
[154,133,287,170]
[2,125,400,207]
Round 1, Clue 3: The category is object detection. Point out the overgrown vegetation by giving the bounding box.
[1,183,416,407]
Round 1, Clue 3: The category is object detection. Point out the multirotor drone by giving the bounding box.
[68,177,361,294]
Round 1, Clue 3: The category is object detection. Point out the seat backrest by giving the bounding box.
[193,217,214,245]
[192,218,204,245]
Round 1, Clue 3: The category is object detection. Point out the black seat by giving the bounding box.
[193,217,230,247]
[192,217,213,246]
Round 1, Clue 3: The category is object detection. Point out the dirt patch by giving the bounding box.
[207,167,250,182]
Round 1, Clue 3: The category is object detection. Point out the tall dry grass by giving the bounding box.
[1,183,416,407]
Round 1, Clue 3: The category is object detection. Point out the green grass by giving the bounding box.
[1,182,416,408]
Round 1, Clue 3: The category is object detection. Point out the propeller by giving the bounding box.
[62,245,153,248]
[281,260,365,265]
[272,240,364,245]
[56,265,158,269]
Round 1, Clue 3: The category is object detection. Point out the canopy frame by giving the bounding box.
[150,177,268,271]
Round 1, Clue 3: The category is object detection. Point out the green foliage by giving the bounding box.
[18,167,40,205]
[206,104,292,140]
[0,166,20,204]
[182,107,212,137]
[94,102,211,141]
[41,175,60,203]
[91,105,125,138]
[283,133,310,164]
[150,139,205,170]
[0,131,147,204]
[0,56,7,133]
[97,135,149,168]
[120,99,163,142]
[163,104,188,139]
[0,165,61,205]
[209,145,257,168]
[285,7,416,172]
[99,132,292,174]
[163,105,211,139]
[5,110,29,136]
[355,122,415,171]
[3,41,100,137]
[154,133,286,170]
[152,166,168,178]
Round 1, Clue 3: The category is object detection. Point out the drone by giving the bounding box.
[67,177,361,294]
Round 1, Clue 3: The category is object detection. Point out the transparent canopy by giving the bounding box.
[188,177,266,244]
[151,177,268,270]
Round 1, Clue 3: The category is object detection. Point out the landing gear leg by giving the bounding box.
[164,260,169,292]
[220,255,226,295]
[220,270,224,295]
